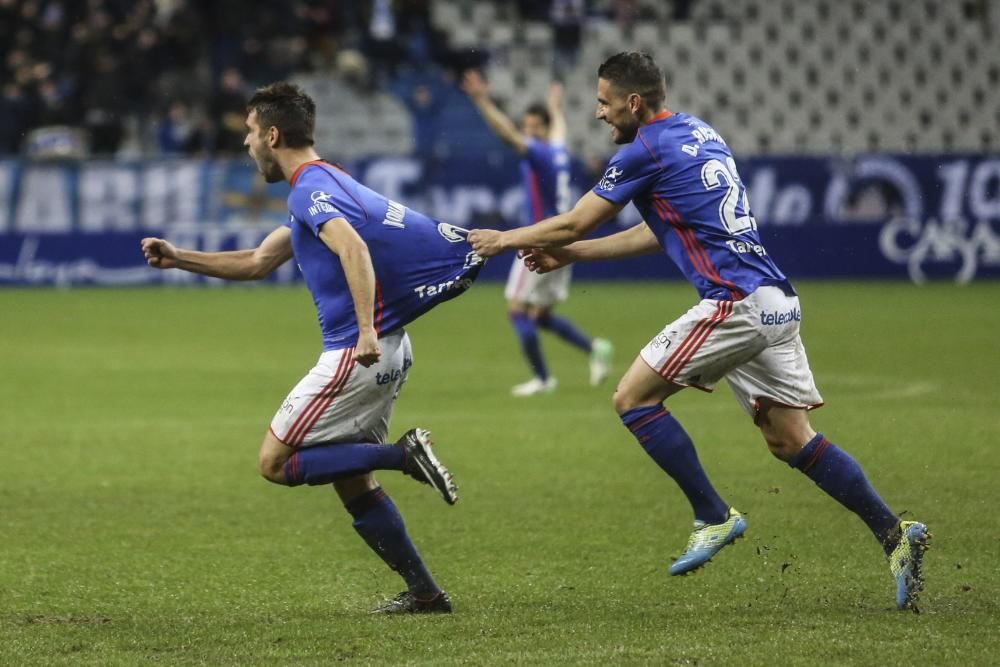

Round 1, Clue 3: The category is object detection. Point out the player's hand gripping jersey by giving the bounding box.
[287,161,482,350]
[593,112,792,301]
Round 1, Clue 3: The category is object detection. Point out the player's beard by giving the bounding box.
[256,148,284,183]
[612,120,640,144]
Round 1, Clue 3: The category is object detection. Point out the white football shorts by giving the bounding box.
[640,286,823,418]
[504,256,571,306]
[269,329,412,448]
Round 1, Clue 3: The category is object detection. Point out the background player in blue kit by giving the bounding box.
[470,52,930,611]
[141,82,482,615]
[462,69,613,396]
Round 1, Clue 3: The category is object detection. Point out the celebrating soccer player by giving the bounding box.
[462,69,613,396]
[469,52,929,610]
[142,82,483,615]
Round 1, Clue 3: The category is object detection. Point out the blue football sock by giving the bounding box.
[283,443,405,486]
[790,433,899,552]
[345,487,441,599]
[621,405,729,524]
[510,311,548,380]
[537,312,593,353]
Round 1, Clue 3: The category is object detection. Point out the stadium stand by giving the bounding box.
[1,0,997,161]
[434,0,999,161]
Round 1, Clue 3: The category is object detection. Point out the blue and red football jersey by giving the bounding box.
[592,112,792,301]
[286,161,481,350]
[521,139,571,224]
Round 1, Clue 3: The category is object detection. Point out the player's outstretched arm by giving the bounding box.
[469,191,623,257]
[461,70,527,154]
[140,226,293,280]
[546,82,567,145]
[523,221,660,273]
[317,218,381,367]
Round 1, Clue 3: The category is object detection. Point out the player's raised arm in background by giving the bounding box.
[141,226,293,280]
[316,217,380,367]
[546,82,567,145]
[522,220,661,273]
[461,69,528,155]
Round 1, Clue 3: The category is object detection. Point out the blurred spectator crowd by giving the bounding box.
[0,0,447,157]
[0,0,651,160]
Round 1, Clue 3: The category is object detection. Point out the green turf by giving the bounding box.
[1,281,998,665]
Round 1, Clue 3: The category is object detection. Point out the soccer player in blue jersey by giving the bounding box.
[469,52,930,610]
[141,82,482,615]
[462,70,613,396]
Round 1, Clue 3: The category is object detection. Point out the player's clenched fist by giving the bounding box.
[354,327,382,368]
[468,229,505,258]
[141,237,180,269]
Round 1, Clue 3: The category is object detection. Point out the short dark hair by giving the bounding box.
[246,82,316,148]
[523,103,551,126]
[597,51,666,109]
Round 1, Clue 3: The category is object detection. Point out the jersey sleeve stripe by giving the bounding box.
[653,197,713,284]
[655,196,744,300]
[678,225,744,300]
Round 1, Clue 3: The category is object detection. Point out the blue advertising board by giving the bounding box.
[0,154,998,286]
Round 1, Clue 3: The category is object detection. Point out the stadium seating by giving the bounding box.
[429,0,999,161]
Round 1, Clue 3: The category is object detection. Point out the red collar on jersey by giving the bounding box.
[289,159,350,186]
[644,110,673,125]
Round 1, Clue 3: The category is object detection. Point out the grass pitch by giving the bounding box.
[1,281,998,665]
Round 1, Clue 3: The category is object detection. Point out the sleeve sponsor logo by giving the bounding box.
[598,166,622,191]
[382,200,406,229]
[308,191,340,218]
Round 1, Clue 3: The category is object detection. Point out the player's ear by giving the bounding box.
[628,92,642,115]
[267,125,280,148]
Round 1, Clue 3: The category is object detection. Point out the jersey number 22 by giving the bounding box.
[701,157,757,235]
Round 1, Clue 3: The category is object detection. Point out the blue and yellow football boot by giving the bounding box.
[669,507,747,575]
[889,520,930,611]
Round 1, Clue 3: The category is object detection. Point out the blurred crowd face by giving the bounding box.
[521,112,549,141]
[596,77,640,145]
[221,68,242,91]
[244,110,283,183]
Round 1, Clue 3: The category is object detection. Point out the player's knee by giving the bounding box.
[762,433,801,462]
[258,449,288,484]
[756,402,814,463]
[612,387,638,414]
